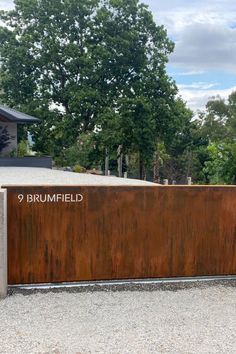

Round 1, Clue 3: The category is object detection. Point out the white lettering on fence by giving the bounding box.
[18,193,84,203]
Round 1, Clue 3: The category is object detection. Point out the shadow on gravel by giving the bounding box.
[8,279,236,296]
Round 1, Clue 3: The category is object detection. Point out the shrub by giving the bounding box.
[73,164,86,173]
[17,140,28,157]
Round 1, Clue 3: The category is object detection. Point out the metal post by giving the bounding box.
[105,148,109,176]
[187,177,192,185]
[117,145,123,178]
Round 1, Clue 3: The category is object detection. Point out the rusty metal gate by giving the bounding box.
[5,185,236,284]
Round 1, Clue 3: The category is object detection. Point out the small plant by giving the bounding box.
[17,140,28,157]
[73,164,86,173]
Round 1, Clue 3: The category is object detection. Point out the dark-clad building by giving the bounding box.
[0,105,40,156]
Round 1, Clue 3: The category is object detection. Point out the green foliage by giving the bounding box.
[181,91,236,185]
[157,100,199,183]
[154,91,236,185]
[198,92,236,143]
[17,140,28,157]
[106,96,157,176]
[54,132,100,168]
[73,164,86,173]
[203,143,236,184]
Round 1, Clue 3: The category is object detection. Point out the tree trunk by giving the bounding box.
[139,158,146,180]
[153,147,160,183]
[105,148,109,176]
[117,145,123,177]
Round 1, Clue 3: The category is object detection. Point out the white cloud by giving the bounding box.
[178,85,236,111]
[178,82,219,90]
[0,0,14,10]
[171,70,206,77]
[146,0,236,74]
[170,23,236,73]
[150,0,236,35]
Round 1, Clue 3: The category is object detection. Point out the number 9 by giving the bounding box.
[18,194,24,203]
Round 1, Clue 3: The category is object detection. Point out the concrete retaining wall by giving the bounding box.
[0,156,52,168]
[0,189,7,298]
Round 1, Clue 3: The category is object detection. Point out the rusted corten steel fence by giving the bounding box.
[5,185,236,285]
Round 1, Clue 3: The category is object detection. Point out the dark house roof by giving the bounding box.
[0,105,40,124]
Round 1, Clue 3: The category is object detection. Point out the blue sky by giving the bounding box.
[1,0,236,111]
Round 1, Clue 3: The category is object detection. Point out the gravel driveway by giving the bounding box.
[0,167,156,186]
[1,283,236,354]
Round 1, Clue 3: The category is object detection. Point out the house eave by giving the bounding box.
[0,106,40,124]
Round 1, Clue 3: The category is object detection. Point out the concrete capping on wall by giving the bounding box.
[0,189,7,299]
[0,156,52,169]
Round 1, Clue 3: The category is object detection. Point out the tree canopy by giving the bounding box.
[195,92,236,184]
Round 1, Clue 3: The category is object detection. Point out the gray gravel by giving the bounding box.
[0,167,156,186]
[1,284,236,354]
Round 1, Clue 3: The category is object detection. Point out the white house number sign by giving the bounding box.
[17,193,84,203]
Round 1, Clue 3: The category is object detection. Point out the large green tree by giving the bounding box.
[0,0,189,178]
[194,92,236,184]
[197,92,236,142]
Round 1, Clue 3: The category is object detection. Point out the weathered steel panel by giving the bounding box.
[6,185,236,284]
